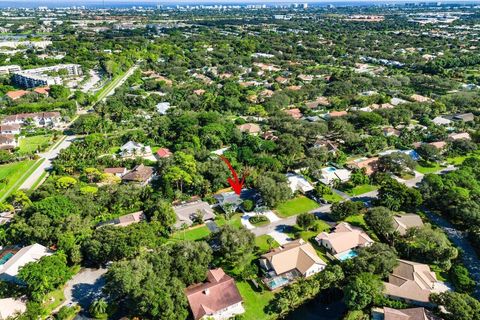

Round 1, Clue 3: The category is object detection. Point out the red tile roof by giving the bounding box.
[156,148,172,158]
[185,268,243,320]
[6,90,29,100]
[33,87,50,95]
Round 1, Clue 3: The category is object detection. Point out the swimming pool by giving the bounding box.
[323,167,337,173]
[0,252,14,265]
[336,250,358,261]
[267,276,290,289]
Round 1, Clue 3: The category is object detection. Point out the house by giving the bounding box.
[1,112,61,127]
[431,116,451,126]
[103,167,128,177]
[0,124,20,135]
[327,110,348,119]
[155,102,171,115]
[371,307,439,320]
[0,135,17,150]
[318,167,351,186]
[383,260,448,305]
[390,97,408,106]
[214,189,257,213]
[429,141,447,150]
[193,89,206,96]
[315,222,373,260]
[392,214,424,236]
[0,297,27,320]
[121,165,154,186]
[275,76,288,84]
[119,141,152,158]
[173,200,215,228]
[347,157,379,175]
[313,138,338,153]
[410,94,433,103]
[297,74,314,82]
[97,211,145,228]
[155,148,173,159]
[185,268,244,320]
[305,96,330,109]
[284,108,302,120]
[237,123,261,135]
[383,127,401,137]
[287,85,302,91]
[286,173,314,194]
[261,131,278,141]
[0,244,51,282]
[448,132,471,141]
[260,239,326,290]
[453,113,474,122]
[33,86,49,95]
[5,90,29,101]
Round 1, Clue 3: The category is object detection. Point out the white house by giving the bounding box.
[120,141,152,158]
[155,102,171,115]
[0,244,51,282]
[286,173,314,194]
[318,167,351,186]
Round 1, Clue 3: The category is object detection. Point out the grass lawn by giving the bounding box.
[323,192,343,203]
[108,146,120,154]
[215,213,242,228]
[18,135,52,154]
[447,151,480,166]
[43,288,65,314]
[275,196,319,218]
[0,160,40,200]
[255,235,280,254]
[344,214,367,229]
[431,265,448,282]
[415,162,442,174]
[249,216,270,227]
[286,221,332,262]
[236,281,275,320]
[345,184,378,196]
[172,225,211,241]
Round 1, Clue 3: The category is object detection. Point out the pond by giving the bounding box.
[286,289,346,320]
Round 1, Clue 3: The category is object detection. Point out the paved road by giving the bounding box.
[102,64,139,101]
[425,211,480,299]
[57,268,107,313]
[19,135,77,190]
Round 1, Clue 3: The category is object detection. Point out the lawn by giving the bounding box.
[345,184,378,196]
[255,235,280,254]
[275,196,319,218]
[415,162,442,174]
[447,151,480,166]
[0,160,40,200]
[18,135,52,154]
[43,288,66,315]
[215,213,242,228]
[344,214,367,229]
[236,281,275,320]
[323,192,343,203]
[171,225,211,241]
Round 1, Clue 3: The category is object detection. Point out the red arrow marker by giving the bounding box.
[219,155,246,195]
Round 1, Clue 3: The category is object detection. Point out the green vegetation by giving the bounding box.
[323,192,344,202]
[0,159,43,200]
[255,235,280,254]
[346,184,378,196]
[236,281,275,320]
[275,197,319,218]
[18,135,53,155]
[415,162,442,174]
[172,225,211,241]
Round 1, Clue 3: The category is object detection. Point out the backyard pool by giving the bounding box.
[0,252,14,265]
[266,276,290,290]
[336,249,358,261]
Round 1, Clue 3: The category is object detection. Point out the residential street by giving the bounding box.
[18,135,77,191]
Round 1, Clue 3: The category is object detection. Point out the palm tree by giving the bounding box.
[89,298,108,318]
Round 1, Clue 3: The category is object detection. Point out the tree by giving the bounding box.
[89,298,108,318]
[169,241,212,286]
[364,207,396,243]
[297,213,315,230]
[49,85,71,99]
[18,252,74,301]
[377,152,416,176]
[143,200,177,229]
[256,172,292,207]
[330,201,365,221]
[430,292,480,320]
[450,264,476,293]
[344,273,383,310]
[344,243,398,278]
[376,178,422,212]
[417,144,442,163]
[209,225,255,272]
[396,224,458,269]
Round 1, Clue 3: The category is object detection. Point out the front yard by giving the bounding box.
[0,159,42,200]
[345,184,378,196]
[415,162,442,174]
[275,196,319,218]
[18,135,54,155]
[171,225,211,241]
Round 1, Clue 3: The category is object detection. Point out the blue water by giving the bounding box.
[0,252,14,265]
[336,249,357,261]
[267,276,290,289]
[324,167,337,173]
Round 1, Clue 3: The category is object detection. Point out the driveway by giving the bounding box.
[268,228,293,245]
[60,268,107,311]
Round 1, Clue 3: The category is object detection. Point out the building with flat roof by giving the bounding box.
[12,64,82,88]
